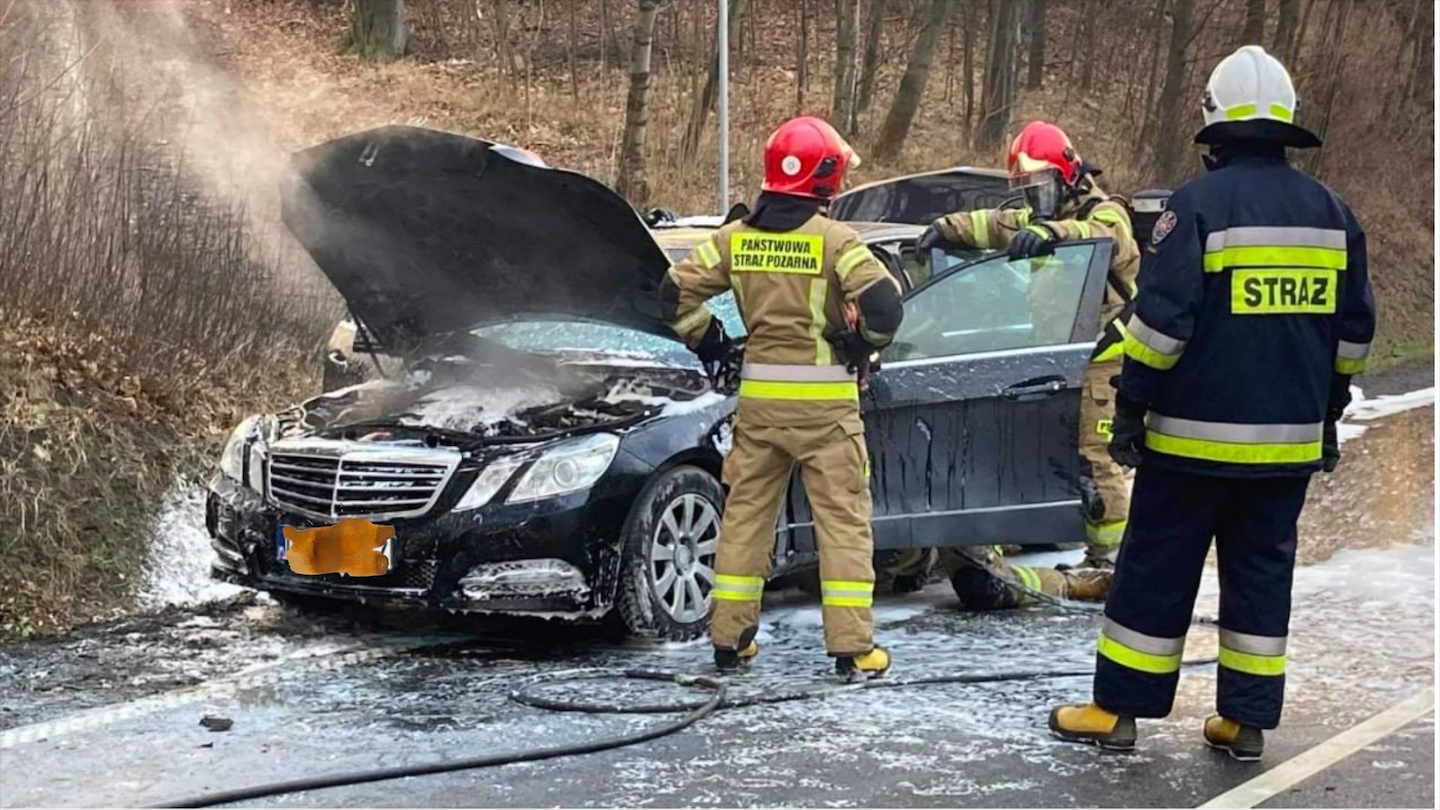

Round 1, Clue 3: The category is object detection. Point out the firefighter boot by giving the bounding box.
[835,645,891,683]
[1060,566,1114,602]
[714,626,759,674]
[1203,715,1264,761]
[1049,702,1138,751]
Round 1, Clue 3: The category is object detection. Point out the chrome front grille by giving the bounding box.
[265,440,460,521]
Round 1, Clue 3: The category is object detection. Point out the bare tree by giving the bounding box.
[963,3,976,134]
[974,0,1021,152]
[1241,0,1266,44]
[1153,0,1196,185]
[853,0,887,132]
[1272,0,1301,62]
[872,0,952,162]
[797,0,811,112]
[347,0,406,60]
[1026,0,1047,90]
[489,0,523,79]
[680,0,749,164]
[832,0,859,130]
[566,0,579,104]
[616,0,661,204]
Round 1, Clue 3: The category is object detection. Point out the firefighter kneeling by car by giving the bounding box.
[908,119,1141,609]
[659,116,904,681]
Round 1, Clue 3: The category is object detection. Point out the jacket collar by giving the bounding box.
[745,191,826,231]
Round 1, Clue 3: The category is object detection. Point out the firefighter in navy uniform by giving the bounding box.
[1049,46,1376,759]
[914,120,1140,607]
[660,117,904,681]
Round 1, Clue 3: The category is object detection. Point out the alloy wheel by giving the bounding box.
[648,492,719,623]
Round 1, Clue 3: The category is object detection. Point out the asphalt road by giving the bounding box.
[0,383,1432,808]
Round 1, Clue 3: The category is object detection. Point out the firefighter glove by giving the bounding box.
[1322,420,1340,473]
[827,328,878,375]
[1107,394,1147,469]
[694,319,734,385]
[1008,224,1057,260]
[916,223,956,262]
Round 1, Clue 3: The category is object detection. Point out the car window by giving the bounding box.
[882,243,1096,362]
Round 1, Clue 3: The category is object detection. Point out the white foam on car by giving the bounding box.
[401,381,564,431]
[1338,385,1435,444]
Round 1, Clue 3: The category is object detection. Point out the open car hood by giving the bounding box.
[831,167,1016,225]
[282,126,674,346]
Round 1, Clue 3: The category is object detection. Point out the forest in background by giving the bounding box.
[0,0,1432,633]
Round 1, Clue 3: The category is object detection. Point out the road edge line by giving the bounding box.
[1196,686,1435,809]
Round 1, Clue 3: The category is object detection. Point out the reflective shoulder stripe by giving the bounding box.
[695,239,722,270]
[1072,220,1093,239]
[1202,227,1349,273]
[1336,339,1371,375]
[835,245,873,281]
[1097,618,1185,675]
[969,210,991,247]
[1218,628,1287,656]
[1089,205,1132,242]
[737,380,859,401]
[741,363,854,382]
[1218,647,1286,676]
[821,579,874,608]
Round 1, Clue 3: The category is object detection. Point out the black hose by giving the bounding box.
[153,669,726,809]
[153,644,1220,807]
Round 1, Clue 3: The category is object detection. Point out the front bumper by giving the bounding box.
[206,474,633,617]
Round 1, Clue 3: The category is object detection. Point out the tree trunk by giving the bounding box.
[680,0,749,164]
[1026,0,1046,90]
[974,0,1020,153]
[348,0,406,61]
[1240,0,1266,44]
[797,0,811,112]
[1153,0,1195,185]
[1272,0,1299,62]
[832,0,859,131]
[853,0,887,130]
[962,2,975,135]
[872,0,951,162]
[615,0,661,205]
[490,0,522,78]
[566,0,579,104]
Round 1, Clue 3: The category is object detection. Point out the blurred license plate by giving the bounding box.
[274,524,395,574]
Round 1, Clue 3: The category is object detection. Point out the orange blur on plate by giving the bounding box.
[282,519,394,577]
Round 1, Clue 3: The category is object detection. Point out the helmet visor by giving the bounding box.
[1009,168,1063,220]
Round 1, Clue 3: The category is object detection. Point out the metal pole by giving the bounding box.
[717,0,729,215]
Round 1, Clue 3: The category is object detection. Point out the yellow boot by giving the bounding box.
[1203,715,1264,761]
[835,644,891,682]
[1048,702,1137,751]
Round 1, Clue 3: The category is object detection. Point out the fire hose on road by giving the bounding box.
[154,655,1218,808]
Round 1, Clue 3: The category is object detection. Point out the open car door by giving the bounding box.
[854,239,1114,550]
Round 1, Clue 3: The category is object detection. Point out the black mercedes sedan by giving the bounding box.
[206,126,1116,640]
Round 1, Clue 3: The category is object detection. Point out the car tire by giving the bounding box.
[612,465,723,642]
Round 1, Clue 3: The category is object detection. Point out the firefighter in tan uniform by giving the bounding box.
[917,120,1140,605]
[660,117,904,681]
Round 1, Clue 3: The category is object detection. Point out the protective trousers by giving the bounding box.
[712,414,875,656]
[1079,357,1129,558]
[1093,463,1310,729]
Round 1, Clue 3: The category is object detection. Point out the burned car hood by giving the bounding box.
[282,126,675,345]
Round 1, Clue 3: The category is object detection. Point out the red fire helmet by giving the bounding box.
[762,116,860,200]
[1006,120,1082,186]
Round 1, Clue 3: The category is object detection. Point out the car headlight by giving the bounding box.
[454,456,525,512]
[507,433,620,504]
[219,416,260,483]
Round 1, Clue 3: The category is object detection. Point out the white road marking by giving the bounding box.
[1197,687,1435,809]
[0,635,457,750]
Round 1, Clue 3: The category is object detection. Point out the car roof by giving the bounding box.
[651,221,925,254]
